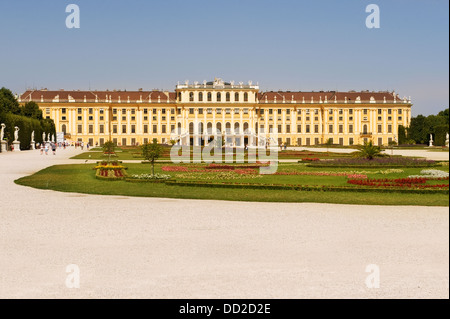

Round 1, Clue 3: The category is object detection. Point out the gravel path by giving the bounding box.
[0,148,448,298]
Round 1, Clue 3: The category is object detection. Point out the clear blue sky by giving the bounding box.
[0,0,448,116]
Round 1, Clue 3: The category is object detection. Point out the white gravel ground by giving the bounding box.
[0,147,448,299]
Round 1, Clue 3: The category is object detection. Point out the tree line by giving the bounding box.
[0,87,56,150]
[399,108,449,146]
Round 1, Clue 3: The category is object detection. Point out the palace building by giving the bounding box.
[19,78,412,147]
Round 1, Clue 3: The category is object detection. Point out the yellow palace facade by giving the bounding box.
[19,78,412,147]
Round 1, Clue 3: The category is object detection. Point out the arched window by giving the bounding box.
[226,92,231,102]
[216,122,222,134]
[234,122,240,134]
[244,92,249,102]
[243,122,249,133]
[178,92,181,101]
[225,122,231,134]
[199,92,203,102]
[217,92,221,102]
[189,122,194,134]
[198,122,204,135]
[363,124,368,134]
[235,93,239,102]
[189,92,194,102]
[207,92,212,102]
[177,122,182,135]
[61,124,67,134]
[207,122,213,134]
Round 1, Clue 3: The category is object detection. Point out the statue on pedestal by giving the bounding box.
[1,123,5,141]
[42,132,46,142]
[14,126,20,142]
[429,134,434,147]
[446,133,449,148]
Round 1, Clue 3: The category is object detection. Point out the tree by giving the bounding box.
[325,138,333,153]
[21,101,43,120]
[356,141,383,160]
[398,125,407,145]
[0,87,21,115]
[141,139,163,175]
[103,140,116,163]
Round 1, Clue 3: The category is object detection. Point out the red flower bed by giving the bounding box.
[162,165,258,175]
[347,177,449,189]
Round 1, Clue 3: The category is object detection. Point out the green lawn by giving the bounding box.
[15,163,449,206]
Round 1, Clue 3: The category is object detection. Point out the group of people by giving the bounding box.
[38,142,57,155]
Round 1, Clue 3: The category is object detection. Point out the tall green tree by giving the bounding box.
[0,87,21,115]
[21,101,43,120]
[141,139,163,175]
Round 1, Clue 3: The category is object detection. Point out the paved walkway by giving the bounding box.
[0,148,448,298]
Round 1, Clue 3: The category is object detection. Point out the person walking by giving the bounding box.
[44,143,49,155]
[52,143,57,155]
[40,144,44,155]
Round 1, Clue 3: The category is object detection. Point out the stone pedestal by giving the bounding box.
[12,141,21,152]
[0,141,7,153]
[31,142,35,150]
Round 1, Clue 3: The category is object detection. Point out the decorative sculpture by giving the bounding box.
[446,133,449,148]
[14,126,20,142]
[429,134,434,147]
[0,123,5,141]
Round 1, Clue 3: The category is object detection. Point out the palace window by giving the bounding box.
[189,108,194,115]
[77,108,82,114]
[143,108,148,114]
[235,93,239,102]
[349,109,353,115]
[189,92,194,102]
[122,125,127,134]
[207,92,212,102]
[388,109,392,114]
[88,108,93,114]
[339,125,343,134]
[162,125,166,134]
[62,108,66,114]
[77,116,82,121]
[278,109,282,115]
[244,93,248,102]
[143,125,148,134]
[99,125,104,134]
[297,125,301,133]
[89,116,93,121]
[77,125,82,134]
[378,125,382,133]
[349,125,353,133]
[378,109,382,115]
[225,92,230,102]
[234,108,240,114]
[153,125,158,133]
[306,125,310,133]
[398,109,402,115]
[131,125,136,134]
[216,109,222,114]
[314,125,319,133]
[217,92,221,102]
[198,108,203,115]
[363,109,368,115]
[329,125,333,133]
[388,125,392,133]
[199,92,203,102]
[113,125,118,134]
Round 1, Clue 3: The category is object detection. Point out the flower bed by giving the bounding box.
[161,165,259,175]
[164,180,448,194]
[95,161,128,180]
[347,177,449,189]
[408,169,449,179]
[308,157,438,168]
[275,171,368,179]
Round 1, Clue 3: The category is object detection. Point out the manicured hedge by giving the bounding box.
[0,113,56,150]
